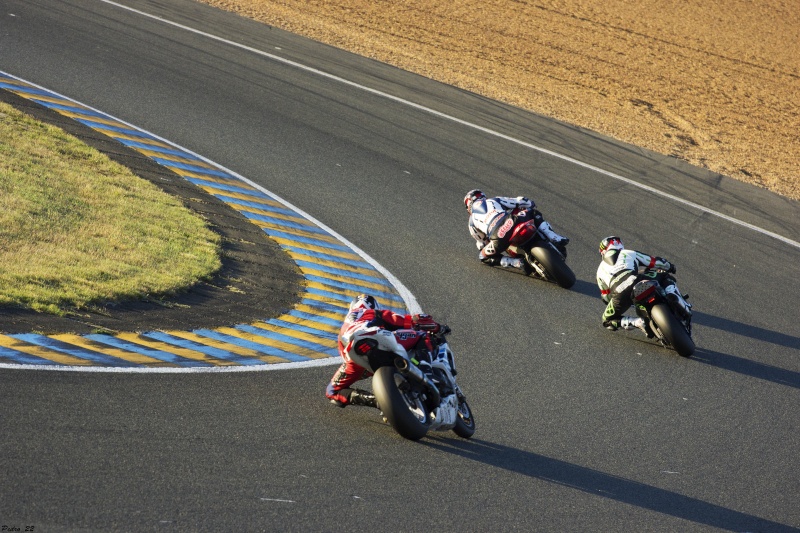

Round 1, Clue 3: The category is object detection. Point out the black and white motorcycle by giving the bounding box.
[632,269,695,357]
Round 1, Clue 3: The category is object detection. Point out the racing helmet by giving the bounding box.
[349,293,380,313]
[599,236,624,255]
[464,189,486,212]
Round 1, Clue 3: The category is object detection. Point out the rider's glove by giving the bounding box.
[412,313,440,332]
[656,257,676,274]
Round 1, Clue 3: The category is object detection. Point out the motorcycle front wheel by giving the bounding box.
[529,246,576,288]
[372,366,431,441]
[453,398,476,439]
[651,303,695,357]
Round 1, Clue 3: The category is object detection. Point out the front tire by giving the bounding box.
[530,246,576,288]
[651,303,695,357]
[372,366,431,440]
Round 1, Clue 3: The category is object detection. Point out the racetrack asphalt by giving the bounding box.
[0,75,409,370]
[3,4,798,528]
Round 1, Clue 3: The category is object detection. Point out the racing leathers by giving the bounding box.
[596,249,691,335]
[468,196,568,272]
[326,307,439,408]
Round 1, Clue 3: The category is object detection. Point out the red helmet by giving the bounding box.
[464,189,486,212]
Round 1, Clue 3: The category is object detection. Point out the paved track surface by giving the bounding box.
[2,1,799,531]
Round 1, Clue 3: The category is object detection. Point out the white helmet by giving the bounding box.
[599,236,624,255]
[348,293,380,313]
[464,189,486,213]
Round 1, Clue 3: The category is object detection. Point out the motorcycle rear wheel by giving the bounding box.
[372,366,431,441]
[530,246,576,288]
[453,398,476,439]
[651,303,695,357]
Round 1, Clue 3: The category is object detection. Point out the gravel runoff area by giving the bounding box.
[201,0,799,201]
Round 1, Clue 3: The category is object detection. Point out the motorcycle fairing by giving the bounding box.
[508,219,538,246]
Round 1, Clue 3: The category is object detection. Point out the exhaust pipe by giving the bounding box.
[394,357,441,406]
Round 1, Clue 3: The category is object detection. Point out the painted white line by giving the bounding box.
[0,72,419,372]
[98,0,800,251]
[0,357,341,373]
[1,74,421,314]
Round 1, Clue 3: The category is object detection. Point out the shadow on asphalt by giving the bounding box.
[565,278,599,299]
[692,311,800,352]
[690,347,800,389]
[423,437,797,532]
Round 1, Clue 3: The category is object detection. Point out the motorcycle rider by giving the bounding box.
[596,236,692,336]
[326,293,442,408]
[464,189,569,273]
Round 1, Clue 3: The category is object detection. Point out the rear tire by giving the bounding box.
[530,246,576,288]
[651,303,695,357]
[453,398,476,439]
[372,366,430,440]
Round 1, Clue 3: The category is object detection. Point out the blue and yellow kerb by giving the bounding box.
[0,72,410,371]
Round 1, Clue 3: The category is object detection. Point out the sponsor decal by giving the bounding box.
[497,218,514,238]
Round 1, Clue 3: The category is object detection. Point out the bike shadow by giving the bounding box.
[567,278,601,299]
[690,346,800,389]
[421,437,795,532]
[619,332,800,389]
[692,311,800,352]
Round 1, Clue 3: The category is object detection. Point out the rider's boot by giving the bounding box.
[539,221,569,257]
[349,389,378,408]
[621,316,652,337]
[664,284,692,317]
[539,221,570,246]
[500,256,532,274]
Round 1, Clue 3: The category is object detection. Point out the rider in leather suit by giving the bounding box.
[596,236,692,336]
[326,294,441,408]
[464,189,569,273]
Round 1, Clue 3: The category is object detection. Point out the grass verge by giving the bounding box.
[0,101,221,316]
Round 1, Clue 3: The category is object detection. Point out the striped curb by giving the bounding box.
[0,72,414,372]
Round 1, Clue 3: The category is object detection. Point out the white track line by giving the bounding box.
[99,0,800,251]
[0,72,418,372]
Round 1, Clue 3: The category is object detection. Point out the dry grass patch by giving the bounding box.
[0,102,221,315]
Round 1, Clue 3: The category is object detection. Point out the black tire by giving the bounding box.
[453,398,476,439]
[651,303,695,357]
[530,245,576,288]
[372,366,431,441]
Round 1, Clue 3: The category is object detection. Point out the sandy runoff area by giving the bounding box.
[200,0,799,202]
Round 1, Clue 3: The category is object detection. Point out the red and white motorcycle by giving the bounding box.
[505,217,576,288]
[340,323,475,441]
